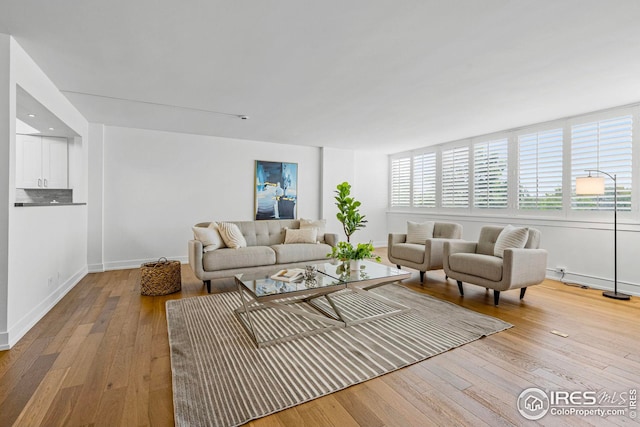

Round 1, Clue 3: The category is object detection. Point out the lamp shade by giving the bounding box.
[576,176,605,195]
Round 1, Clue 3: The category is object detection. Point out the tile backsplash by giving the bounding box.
[16,188,73,204]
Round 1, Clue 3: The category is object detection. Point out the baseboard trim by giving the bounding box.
[88,263,105,273]
[103,256,188,271]
[545,270,640,297]
[5,266,88,349]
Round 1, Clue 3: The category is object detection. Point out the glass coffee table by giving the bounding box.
[234,261,411,347]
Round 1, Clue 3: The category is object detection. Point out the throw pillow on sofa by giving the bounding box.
[494,225,529,258]
[284,228,318,244]
[300,218,326,243]
[217,222,247,249]
[406,221,435,244]
[192,222,225,252]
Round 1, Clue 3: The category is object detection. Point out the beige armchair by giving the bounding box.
[443,225,547,305]
[388,222,463,283]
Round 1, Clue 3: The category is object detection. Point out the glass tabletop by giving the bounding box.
[236,261,409,299]
[235,266,344,298]
[319,260,410,284]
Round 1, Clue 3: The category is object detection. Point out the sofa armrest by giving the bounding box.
[188,239,206,280]
[324,233,339,247]
[503,248,548,288]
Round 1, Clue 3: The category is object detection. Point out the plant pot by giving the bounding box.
[350,259,361,271]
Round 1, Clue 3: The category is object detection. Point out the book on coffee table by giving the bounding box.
[270,268,305,282]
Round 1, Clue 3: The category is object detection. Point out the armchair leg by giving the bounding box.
[204,280,211,294]
[419,271,425,284]
[396,265,401,269]
[520,287,527,299]
[456,281,464,296]
[494,290,500,306]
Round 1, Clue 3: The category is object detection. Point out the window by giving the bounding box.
[442,146,469,208]
[518,128,563,210]
[413,152,436,207]
[474,139,508,209]
[390,156,411,207]
[571,115,632,211]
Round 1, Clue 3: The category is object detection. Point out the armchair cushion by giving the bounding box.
[494,225,529,258]
[448,253,503,282]
[390,243,426,265]
[406,221,434,244]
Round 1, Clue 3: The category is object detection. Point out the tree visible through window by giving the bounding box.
[571,115,632,211]
[474,139,508,209]
[518,128,563,210]
[442,146,469,208]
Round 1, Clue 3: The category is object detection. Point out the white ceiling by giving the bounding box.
[2,0,640,153]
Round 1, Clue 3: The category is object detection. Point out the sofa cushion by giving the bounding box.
[300,218,326,243]
[284,228,318,244]
[218,222,247,249]
[203,246,276,271]
[192,223,225,252]
[406,221,434,244]
[494,225,529,258]
[271,243,332,264]
[448,253,503,282]
[390,243,425,264]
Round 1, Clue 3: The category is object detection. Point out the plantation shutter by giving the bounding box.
[571,115,632,211]
[518,128,563,210]
[442,146,469,208]
[473,139,508,209]
[413,152,436,207]
[390,156,411,207]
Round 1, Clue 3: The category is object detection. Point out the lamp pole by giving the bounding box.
[584,169,630,300]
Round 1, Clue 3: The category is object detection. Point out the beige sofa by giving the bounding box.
[387,222,463,283]
[188,219,338,292]
[443,225,547,305]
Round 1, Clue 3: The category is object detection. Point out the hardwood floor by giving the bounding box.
[1,253,639,426]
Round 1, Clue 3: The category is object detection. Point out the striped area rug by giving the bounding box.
[166,285,512,427]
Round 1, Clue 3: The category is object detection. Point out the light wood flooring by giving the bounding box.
[1,251,639,426]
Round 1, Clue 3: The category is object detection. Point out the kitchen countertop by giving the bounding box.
[14,202,87,207]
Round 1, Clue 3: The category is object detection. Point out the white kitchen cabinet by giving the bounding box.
[16,134,68,189]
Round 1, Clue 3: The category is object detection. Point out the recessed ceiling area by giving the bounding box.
[2,1,640,153]
[16,86,79,138]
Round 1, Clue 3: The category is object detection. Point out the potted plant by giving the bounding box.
[327,182,380,270]
[328,241,381,270]
[334,182,367,243]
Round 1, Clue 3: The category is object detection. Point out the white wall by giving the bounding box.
[354,151,388,246]
[321,147,355,241]
[2,37,89,349]
[99,126,324,269]
[387,212,640,296]
[87,123,104,272]
[0,34,11,348]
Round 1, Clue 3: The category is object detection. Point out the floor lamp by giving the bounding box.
[576,170,631,300]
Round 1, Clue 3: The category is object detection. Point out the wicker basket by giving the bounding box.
[140,257,182,296]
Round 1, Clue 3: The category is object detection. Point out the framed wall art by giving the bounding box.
[255,160,298,220]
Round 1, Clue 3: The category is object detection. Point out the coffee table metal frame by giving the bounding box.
[234,262,411,348]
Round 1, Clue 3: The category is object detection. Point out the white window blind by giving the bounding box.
[474,139,508,209]
[518,128,563,210]
[413,152,436,207]
[571,115,632,211]
[442,146,469,208]
[390,156,411,207]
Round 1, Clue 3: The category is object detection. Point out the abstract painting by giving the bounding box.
[255,161,298,220]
